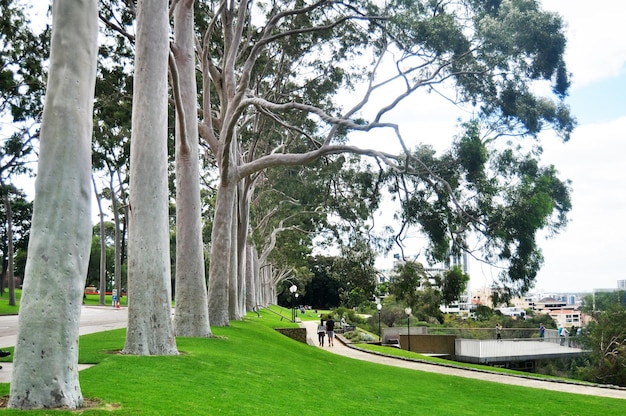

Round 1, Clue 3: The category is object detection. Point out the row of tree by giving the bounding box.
[1,0,577,409]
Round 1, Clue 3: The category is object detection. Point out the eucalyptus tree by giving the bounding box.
[91,20,134,308]
[195,0,574,325]
[171,0,212,337]
[123,0,178,355]
[390,121,572,303]
[8,0,98,409]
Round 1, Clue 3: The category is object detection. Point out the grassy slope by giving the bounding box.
[0,306,624,415]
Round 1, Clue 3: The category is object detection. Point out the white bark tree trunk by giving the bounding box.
[123,0,178,355]
[208,181,236,326]
[92,176,107,305]
[245,243,257,311]
[172,0,211,337]
[8,0,98,409]
[228,183,239,319]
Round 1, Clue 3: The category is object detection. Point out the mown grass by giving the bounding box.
[0,305,624,415]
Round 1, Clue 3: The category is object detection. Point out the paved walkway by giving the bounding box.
[300,320,626,400]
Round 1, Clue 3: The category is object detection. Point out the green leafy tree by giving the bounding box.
[332,237,378,308]
[94,0,574,327]
[391,121,572,304]
[580,304,626,387]
[581,291,626,314]
[437,265,470,307]
[302,256,341,309]
[389,261,429,311]
[192,0,574,324]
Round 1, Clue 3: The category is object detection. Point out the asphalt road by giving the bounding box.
[0,305,128,383]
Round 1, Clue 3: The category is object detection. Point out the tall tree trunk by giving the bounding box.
[8,0,98,409]
[3,192,16,306]
[208,181,236,326]
[245,242,256,311]
[235,181,250,317]
[92,176,107,305]
[123,0,178,356]
[172,0,211,337]
[110,170,122,303]
[228,183,240,320]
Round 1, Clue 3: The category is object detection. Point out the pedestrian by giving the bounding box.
[326,315,335,347]
[560,326,569,346]
[340,316,346,330]
[317,318,326,347]
[539,323,545,341]
[496,322,502,341]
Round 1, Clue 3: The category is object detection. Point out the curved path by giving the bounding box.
[300,320,626,400]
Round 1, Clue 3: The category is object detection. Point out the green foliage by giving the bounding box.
[580,291,626,314]
[436,266,470,306]
[392,120,572,303]
[579,304,626,387]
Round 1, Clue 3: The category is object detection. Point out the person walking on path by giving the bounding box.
[560,326,570,346]
[326,315,335,347]
[317,319,326,347]
[539,323,545,341]
[496,323,502,341]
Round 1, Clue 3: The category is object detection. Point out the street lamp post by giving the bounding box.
[289,284,297,322]
[405,307,412,352]
[377,303,382,343]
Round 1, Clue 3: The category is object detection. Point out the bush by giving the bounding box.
[343,330,375,343]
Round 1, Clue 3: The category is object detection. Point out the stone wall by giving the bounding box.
[275,327,307,344]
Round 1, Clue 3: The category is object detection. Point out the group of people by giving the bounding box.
[496,322,580,346]
[317,315,336,347]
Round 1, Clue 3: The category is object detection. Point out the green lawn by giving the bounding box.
[0,305,624,415]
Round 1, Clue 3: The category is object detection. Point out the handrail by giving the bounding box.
[253,304,291,321]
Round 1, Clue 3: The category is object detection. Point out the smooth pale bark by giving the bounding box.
[235,182,251,318]
[228,184,240,320]
[110,171,123,299]
[3,192,17,306]
[208,182,236,326]
[92,176,107,305]
[172,0,211,337]
[8,0,97,409]
[123,0,178,355]
[245,243,257,311]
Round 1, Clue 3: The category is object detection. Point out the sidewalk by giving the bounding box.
[300,320,626,400]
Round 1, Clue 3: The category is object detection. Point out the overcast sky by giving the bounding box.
[372,0,626,294]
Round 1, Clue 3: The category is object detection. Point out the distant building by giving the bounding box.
[534,297,567,311]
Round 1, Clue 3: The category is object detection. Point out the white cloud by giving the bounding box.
[542,0,626,88]
[532,116,626,292]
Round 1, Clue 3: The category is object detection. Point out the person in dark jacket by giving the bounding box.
[326,315,335,347]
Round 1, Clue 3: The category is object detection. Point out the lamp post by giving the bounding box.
[289,284,297,322]
[405,306,412,352]
[377,303,382,342]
